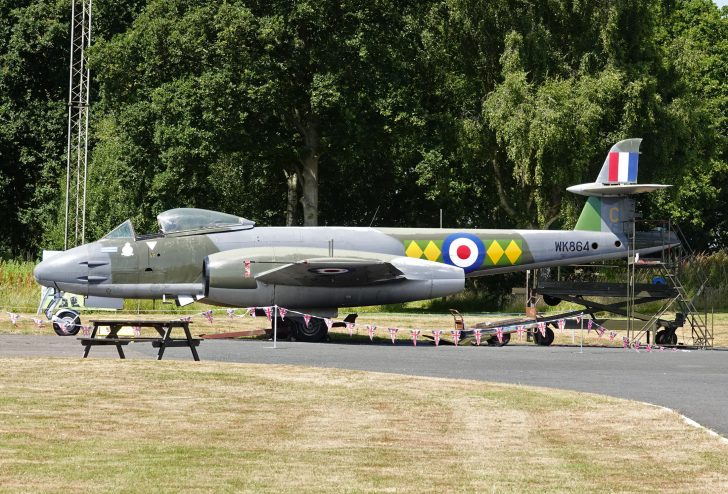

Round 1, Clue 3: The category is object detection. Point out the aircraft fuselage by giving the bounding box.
[34,225,652,311]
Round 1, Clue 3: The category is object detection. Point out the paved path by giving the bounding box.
[2,335,726,436]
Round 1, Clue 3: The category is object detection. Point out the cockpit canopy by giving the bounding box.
[101,208,254,240]
[102,220,135,240]
[157,208,254,234]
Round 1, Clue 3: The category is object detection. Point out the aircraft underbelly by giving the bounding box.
[205,277,464,309]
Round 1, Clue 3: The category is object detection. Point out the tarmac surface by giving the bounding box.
[2,334,727,437]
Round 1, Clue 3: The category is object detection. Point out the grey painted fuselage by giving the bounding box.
[33,222,668,313]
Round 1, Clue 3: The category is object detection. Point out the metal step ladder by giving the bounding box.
[625,221,713,348]
[657,224,712,348]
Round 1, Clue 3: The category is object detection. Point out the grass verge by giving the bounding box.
[0,358,727,493]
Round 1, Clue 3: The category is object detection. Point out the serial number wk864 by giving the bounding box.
[554,240,592,252]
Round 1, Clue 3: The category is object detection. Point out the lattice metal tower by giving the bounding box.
[64,0,92,250]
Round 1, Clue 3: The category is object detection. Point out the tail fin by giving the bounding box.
[569,139,670,233]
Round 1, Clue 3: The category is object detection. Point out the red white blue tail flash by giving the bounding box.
[607,152,638,183]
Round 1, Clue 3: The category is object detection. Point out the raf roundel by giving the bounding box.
[309,267,352,275]
[442,233,485,273]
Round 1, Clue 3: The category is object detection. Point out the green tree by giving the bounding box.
[0,0,145,256]
[90,0,450,230]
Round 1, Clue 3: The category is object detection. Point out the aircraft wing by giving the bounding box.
[256,258,405,287]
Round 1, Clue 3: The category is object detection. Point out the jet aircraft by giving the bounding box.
[34,139,678,340]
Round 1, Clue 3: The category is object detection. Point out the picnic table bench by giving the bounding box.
[79,319,201,361]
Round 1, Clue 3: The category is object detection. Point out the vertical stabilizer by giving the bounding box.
[570,139,669,234]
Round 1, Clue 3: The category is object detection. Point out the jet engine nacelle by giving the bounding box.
[204,252,260,292]
[203,250,465,309]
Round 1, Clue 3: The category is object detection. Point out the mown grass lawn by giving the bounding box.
[0,358,726,493]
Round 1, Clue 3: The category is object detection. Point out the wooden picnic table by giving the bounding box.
[79,319,201,361]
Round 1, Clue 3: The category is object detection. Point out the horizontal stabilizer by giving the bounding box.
[256,258,405,287]
[567,183,671,197]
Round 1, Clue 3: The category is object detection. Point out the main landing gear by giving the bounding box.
[266,316,329,342]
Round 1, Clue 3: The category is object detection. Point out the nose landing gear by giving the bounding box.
[52,309,81,336]
[39,288,83,336]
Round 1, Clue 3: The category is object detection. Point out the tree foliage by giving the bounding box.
[0,0,725,257]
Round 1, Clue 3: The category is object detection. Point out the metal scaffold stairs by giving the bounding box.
[623,220,712,348]
[659,225,712,348]
[628,221,713,348]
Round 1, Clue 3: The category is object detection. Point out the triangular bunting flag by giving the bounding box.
[473,329,482,346]
[432,329,442,347]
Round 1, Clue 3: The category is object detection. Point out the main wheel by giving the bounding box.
[53,309,81,336]
[293,317,329,342]
[655,330,666,345]
[534,327,555,346]
[664,330,678,346]
[487,332,511,346]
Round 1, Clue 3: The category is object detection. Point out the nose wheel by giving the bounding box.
[52,309,81,336]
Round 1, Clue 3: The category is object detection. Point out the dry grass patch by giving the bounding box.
[0,358,727,493]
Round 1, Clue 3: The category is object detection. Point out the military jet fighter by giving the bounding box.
[34,138,677,340]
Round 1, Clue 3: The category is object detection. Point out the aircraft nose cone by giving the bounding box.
[33,246,89,288]
[33,260,53,286]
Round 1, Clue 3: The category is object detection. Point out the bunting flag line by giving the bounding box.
[410,329,420,346]
[516,325,526,340]
[388,327,398,344]
[367,324,377,341]
[432,329,442,347]
[2,303,693,357]
[473,329,482,346]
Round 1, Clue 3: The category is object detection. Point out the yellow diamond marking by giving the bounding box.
[423,241,441,261]
[405,241,424,259]
[504,240,522,265]
[487,240,504,264]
